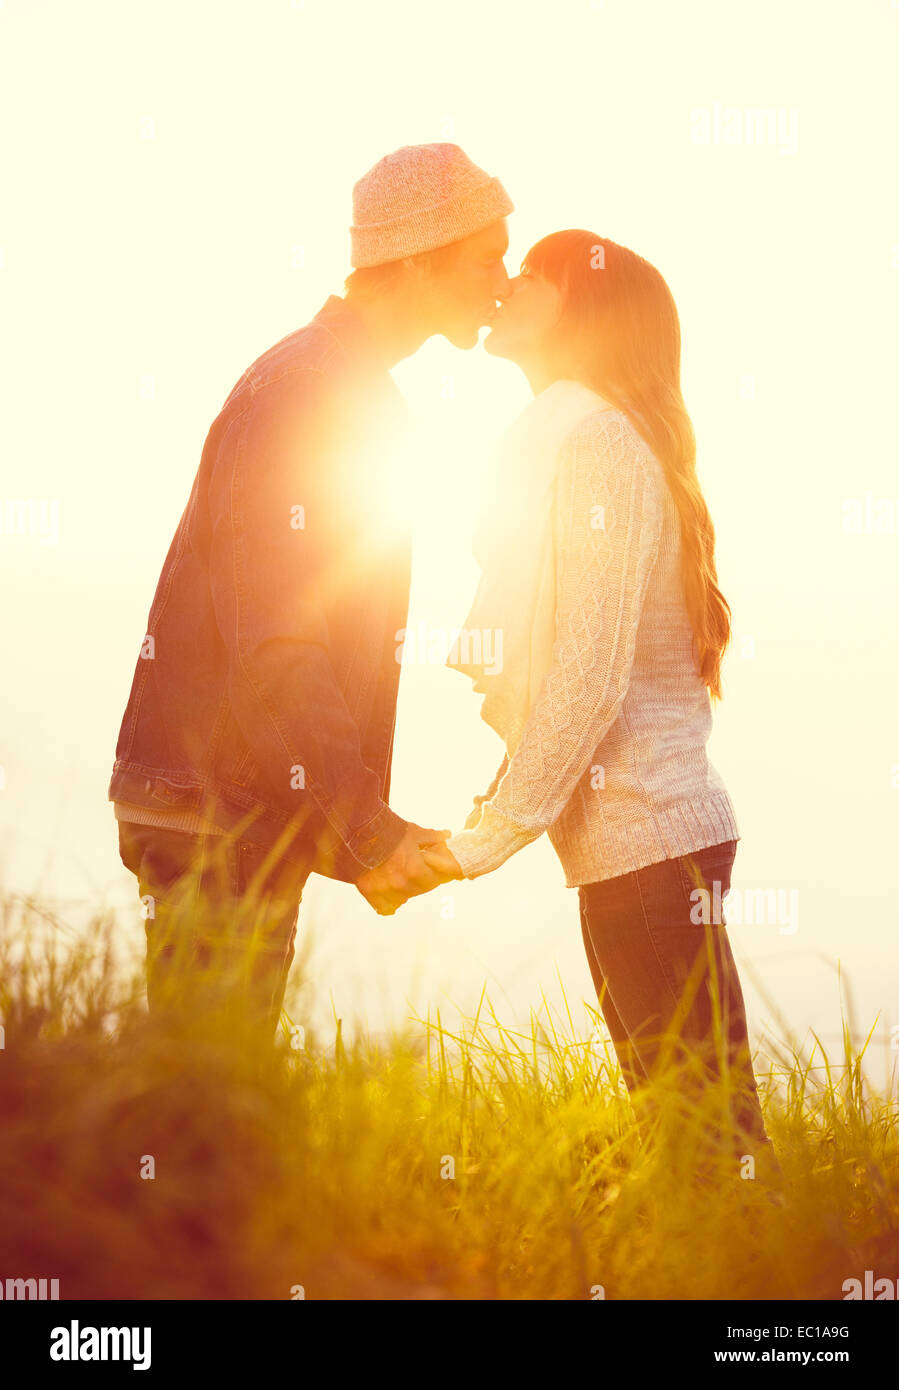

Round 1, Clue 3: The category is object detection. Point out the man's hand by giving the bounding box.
[355,822,453,916]
[421,843,463,880]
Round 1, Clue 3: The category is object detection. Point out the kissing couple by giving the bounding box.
[110,142,776,1166]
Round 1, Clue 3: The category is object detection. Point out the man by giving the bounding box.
[109,143,513,1042]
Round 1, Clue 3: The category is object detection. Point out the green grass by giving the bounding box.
[0,890,897,1300]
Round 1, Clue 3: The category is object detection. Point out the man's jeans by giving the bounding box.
[118,822,314,1045]
[579,840,773,1161]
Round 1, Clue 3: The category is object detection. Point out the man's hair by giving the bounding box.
[344,240,460,303]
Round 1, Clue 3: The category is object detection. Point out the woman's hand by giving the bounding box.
[420,843,464,881]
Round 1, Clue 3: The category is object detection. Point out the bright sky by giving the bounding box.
[1,0,897,1081]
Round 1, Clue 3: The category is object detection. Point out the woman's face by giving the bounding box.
[483,268,565,362]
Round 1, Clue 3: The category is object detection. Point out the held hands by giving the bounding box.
[355,822,464,916]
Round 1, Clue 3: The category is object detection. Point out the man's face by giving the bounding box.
[426,220,511,349]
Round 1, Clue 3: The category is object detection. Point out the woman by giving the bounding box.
[428,230,776,1170]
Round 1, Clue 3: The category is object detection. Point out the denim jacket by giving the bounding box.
[108,295,413,882]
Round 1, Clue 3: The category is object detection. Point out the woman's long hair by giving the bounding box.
[523,230,730,699]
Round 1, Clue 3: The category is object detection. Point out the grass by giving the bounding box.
[0,889,897,1301]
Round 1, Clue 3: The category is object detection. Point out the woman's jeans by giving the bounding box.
[578,840,772,1159]
[118,822,314,1046]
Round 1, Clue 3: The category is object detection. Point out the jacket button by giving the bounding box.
[144,779,152,793]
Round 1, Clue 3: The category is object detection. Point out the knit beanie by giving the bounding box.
[350,143,514,269]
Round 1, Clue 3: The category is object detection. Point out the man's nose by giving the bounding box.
[495,266,513,300]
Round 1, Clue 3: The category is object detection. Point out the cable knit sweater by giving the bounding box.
[445,408,739,888]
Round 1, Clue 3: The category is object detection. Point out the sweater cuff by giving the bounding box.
[446,802,542,878]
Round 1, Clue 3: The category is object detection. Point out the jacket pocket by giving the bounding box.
[148,776,204,810]
[229,746,257,788]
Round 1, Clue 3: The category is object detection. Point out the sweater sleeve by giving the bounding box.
[463,754,510,830]
[446,415,664,879]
